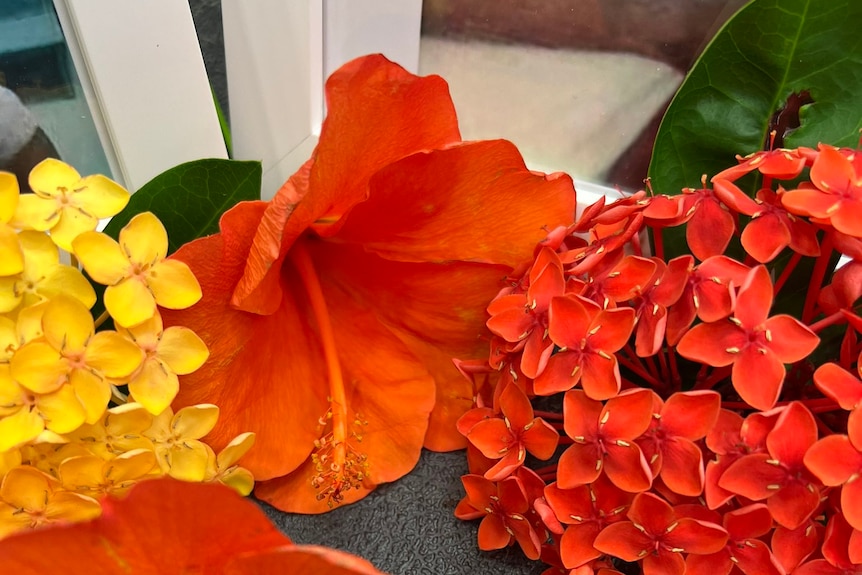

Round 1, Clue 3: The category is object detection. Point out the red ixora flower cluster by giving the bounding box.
[455,142,862,575]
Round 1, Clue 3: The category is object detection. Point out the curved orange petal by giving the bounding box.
[225,545,388,575]
[0,478,291,574]
[309,241,507,452]
[166,203,327,480]
[335,140,575,267]
[253,285,435,513]
[233,54,461,311]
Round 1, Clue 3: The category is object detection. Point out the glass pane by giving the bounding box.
[419,0,746,195]
[0,0,111,191]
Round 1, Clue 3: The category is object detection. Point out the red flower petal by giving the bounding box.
[767,402,817,465]
[741,212,792,263]
[478,513,512,551]
[660,391,721,440]
[842,479,862,531]
[724,504,774,540]
[735,266,773,328]
[563,390,602,439]
[676,322,745,368]
[533,351,584,396]
[644,551,686,575]
[767,480,820,530]
[601,389,655,439]
[626,491,674,534]
[468,418,512,459]
[814,363,862,410]
[603,442,653,493]
[771,521,821,573]
[560,523,602,568]
[549,295,596,348]
[666,518,728,555]
[593,521,652,561]
[0,478,291,574]
[731,346,785,410]
[719,453,784,500]
[659,438,706,496]
[557,443,602,489]
[580,352,622,400]
[803,434,862,486]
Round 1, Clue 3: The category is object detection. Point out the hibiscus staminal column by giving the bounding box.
[288,241,366,507]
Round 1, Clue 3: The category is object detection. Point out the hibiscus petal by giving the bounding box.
[337,140,575,268]
[224,545,388,575]
[0,479,292,574]
[235,56,463,311]
[308,241,502,452]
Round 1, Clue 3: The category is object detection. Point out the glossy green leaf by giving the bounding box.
[648,0,862,198]
[103,159,261,253]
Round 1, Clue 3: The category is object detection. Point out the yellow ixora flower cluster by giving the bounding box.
[0,160,254,539]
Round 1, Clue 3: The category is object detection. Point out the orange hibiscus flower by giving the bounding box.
[163,55,575,512]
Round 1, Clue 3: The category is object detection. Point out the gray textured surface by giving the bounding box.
[260,450,544,575]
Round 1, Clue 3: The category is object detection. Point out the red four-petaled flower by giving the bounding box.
[677,265,820,410]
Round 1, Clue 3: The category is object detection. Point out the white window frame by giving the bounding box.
[53,0,228,192]
[222,0,422,199]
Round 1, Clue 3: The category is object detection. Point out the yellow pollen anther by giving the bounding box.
[764,329,773,342]
[588,325,602,336]
[600,411,610,425]
[616,439,630,447]
[766,484,781,490]
[597,350,612,360]
[666,521,678,533]
[726,347,740,354]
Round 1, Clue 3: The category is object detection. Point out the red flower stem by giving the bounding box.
[534,410,564,421]
[647,354,662,382]
[651,226,665,261]
[533,463,558,476]
[808,311,846,333]
[803,234,834,324]
[721,398,839,411]
[773,251,802,296]
[694,365,732,390]
[631,231,644,257]
[667,346,681,389]
[618,351,665,391]
[656,347,671,381]
[289,242,349,491]
[558,436,575,446]
[815,414,834,437]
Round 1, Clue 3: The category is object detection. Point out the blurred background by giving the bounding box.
[0,0,746,194]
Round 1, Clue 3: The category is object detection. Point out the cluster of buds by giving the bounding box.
[0,160,254,539]
[456,142,862,575]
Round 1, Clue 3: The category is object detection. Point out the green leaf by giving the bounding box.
[103,159,261,253]
[648,0,862,198]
